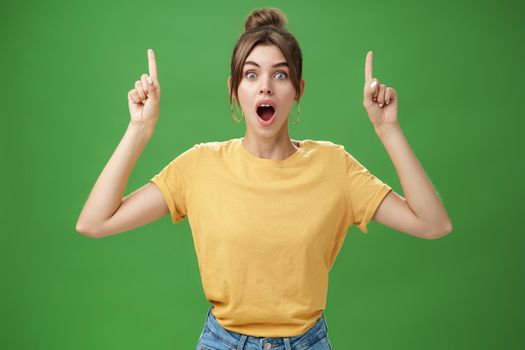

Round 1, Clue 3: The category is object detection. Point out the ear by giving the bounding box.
[296,78,306,101]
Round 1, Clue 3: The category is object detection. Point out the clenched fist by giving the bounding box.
[128,49,161,127]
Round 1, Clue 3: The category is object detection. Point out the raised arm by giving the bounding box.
[362,51,453,239]
[76,49,165,238]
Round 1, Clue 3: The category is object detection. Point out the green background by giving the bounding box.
[2,0,524,349]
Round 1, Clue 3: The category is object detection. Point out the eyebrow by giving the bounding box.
[244,61,289,68]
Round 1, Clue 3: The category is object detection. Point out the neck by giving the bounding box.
[241,131,299,160]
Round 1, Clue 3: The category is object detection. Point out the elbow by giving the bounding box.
[424,220,453,240]
[75,222,102,238]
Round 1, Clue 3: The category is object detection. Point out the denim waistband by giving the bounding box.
[200,307,329,350]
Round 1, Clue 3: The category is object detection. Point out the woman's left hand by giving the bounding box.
[363,51,399,129]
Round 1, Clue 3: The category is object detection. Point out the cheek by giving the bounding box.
[237,81,256,96]
[278,85,297,104]
[235,84,250,105]
[277,82,297,98]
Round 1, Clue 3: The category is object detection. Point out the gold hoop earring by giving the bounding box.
[289,101,301,125]
[230,101,243,123]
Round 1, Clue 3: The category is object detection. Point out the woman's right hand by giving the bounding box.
[128,49,161,127]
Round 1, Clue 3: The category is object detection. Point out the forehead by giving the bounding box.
[244,44,286,66]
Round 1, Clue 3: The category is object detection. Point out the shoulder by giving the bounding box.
[306,139,347,156]
[305,138,344,148]
[306,140,366,172]
[196,139,236,151]
[190,139,239,159]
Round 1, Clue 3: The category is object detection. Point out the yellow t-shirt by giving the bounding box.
[150,137,392,337]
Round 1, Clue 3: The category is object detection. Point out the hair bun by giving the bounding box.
[244,7,287,31]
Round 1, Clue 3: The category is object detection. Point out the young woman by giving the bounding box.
[76,7,452,350]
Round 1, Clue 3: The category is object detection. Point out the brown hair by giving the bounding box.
[229,7,303,107]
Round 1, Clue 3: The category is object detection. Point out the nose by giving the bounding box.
[259,76,273,95]
[259,87,272,94]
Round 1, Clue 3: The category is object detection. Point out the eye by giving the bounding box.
[275,71,288,80]
[246,71,257,80]
[244,70,288,80]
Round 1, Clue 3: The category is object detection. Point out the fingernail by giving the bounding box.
[369,80,377,89]
[379,103,383,108]
[147,76,153,85]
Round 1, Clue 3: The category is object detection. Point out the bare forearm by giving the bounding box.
[76,122,154,232]
[374,123,452,229]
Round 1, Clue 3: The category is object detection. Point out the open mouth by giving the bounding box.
[256,105,276,121]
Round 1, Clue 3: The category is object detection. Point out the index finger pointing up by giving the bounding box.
[148,48,158,83]
[365,51,373,83]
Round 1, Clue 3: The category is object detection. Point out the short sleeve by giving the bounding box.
[343,148,392,234]
[150,144,201,224]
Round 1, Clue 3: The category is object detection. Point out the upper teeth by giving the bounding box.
[260,104,272,107]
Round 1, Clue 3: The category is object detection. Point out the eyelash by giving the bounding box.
[244,71,288,80]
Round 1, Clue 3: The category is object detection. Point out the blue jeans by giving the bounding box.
[196,307,333,350]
